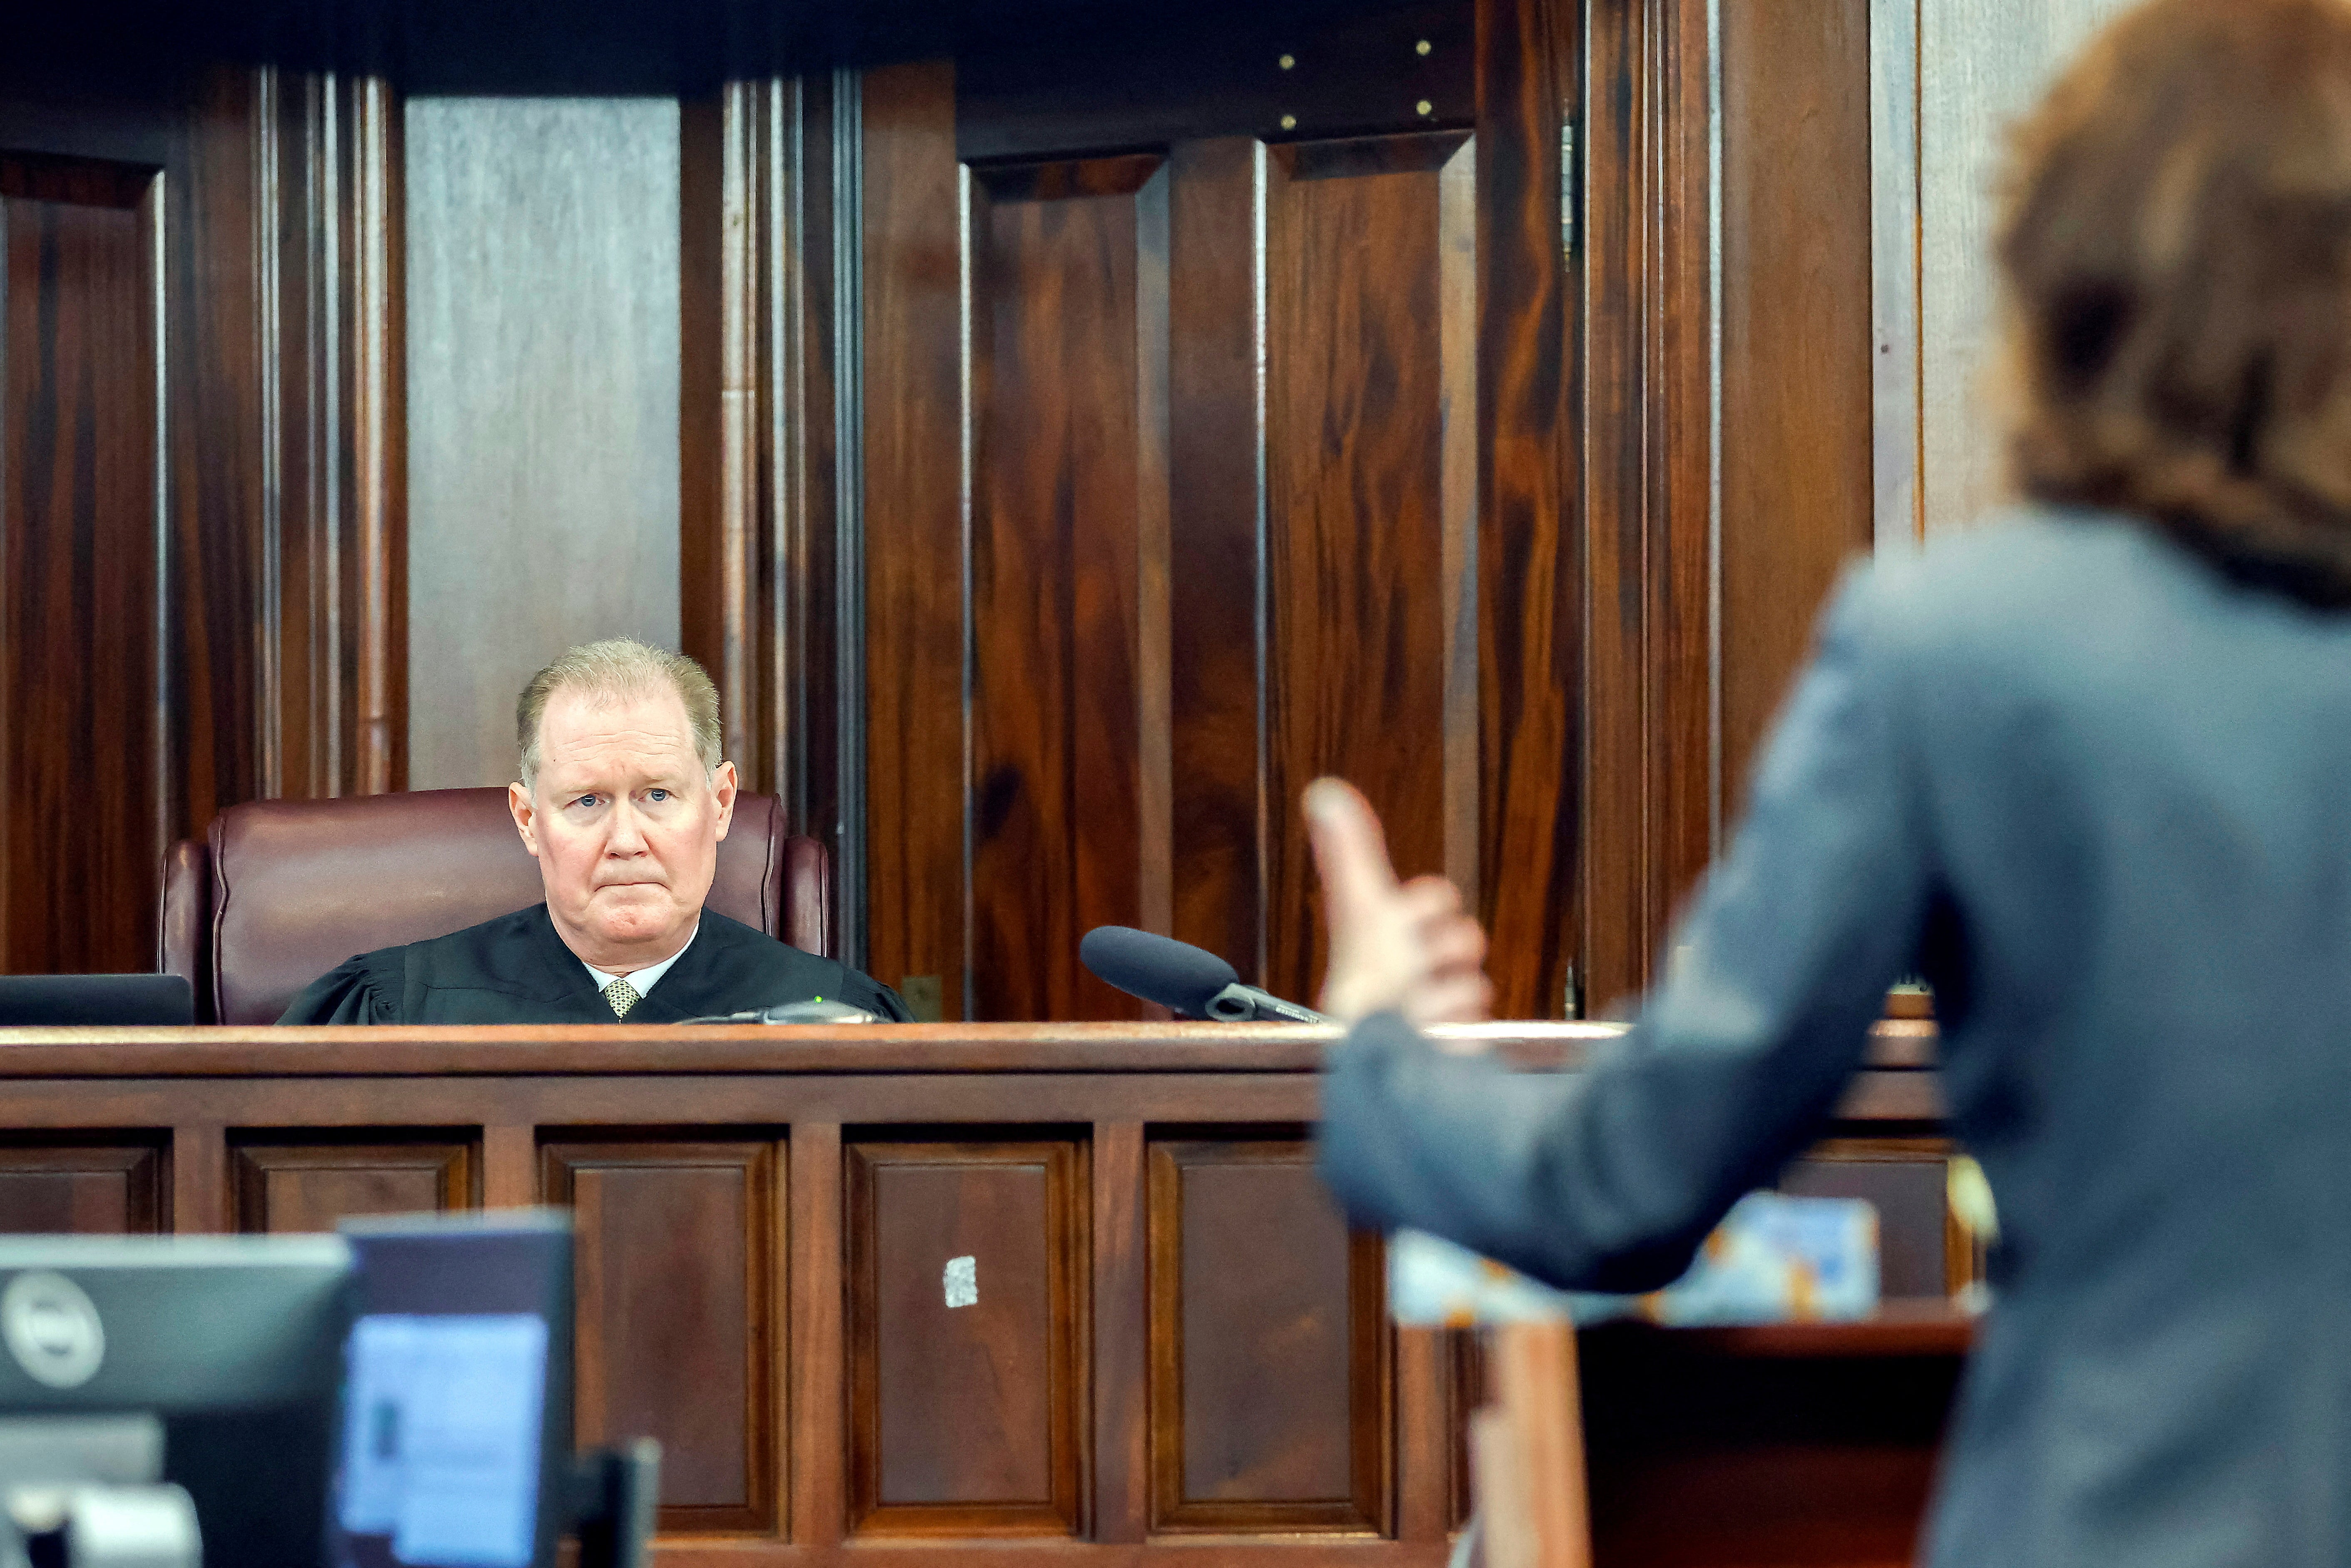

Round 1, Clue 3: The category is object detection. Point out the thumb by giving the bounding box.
[1304,778,1399,925]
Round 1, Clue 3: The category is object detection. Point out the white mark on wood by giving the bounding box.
[943,1255,978,1309]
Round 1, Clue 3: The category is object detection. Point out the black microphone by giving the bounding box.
[1078,926,1330,1022]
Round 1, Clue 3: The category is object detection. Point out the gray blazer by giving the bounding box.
[1319,509,2351,1568]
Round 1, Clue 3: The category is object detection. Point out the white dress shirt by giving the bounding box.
[580,919,699,999]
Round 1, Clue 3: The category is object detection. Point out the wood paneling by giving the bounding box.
[862,41,1493,1021]
[265,75,407,801]
[968,155,1169,1022]
[0,1022,1961,1565]
[544,1135,782,1533]
[1717,0,1874,810]
[1577,0,1714,1012]
[862,59,968,1016]
[1164,137,1268,983]
[1473,0,1578,1022]
[0,65,402,972]
[1147,1137,1387,1533]
[0,154,161,976]
[954,2,1476,164]
[1262,129,1477,1008]
[846,1137,1085,1535]
[403,97,682,790]
[230,1133,473,1232]
[0,1138,166,1233]
[680,75,847,852]
[1580,1327,1961,1567]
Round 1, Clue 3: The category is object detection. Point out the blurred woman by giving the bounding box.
[1309,2,2351,1562]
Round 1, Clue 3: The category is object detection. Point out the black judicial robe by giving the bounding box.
[276,903,911,1025]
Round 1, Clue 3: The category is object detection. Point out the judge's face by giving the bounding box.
[508,686,738,972]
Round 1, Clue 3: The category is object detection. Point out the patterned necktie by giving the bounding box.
[602,978,642,1019]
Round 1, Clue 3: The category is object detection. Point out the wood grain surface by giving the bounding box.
[0,158,160,975]
[1264,130,1476,1009]
[0,65,403,971]
[1148,1137,1388,1532]
[547,1135,782,1531]
[967,157,1168,1022]
[230,1132,473,1232]
[861,60,969,1020]
[847,1137,1085,1534]
[0,1019,1964,1568]
[0,1138,165,1233]
[1472,0,1578,1023]
[1718,0,1875,817]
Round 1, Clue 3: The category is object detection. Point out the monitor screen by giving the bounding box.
[334,1213,574,1568]
[0,1234,353,1568]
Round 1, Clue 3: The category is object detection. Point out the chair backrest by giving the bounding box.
[157,787,831,1024]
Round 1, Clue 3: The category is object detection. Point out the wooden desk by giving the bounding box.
[0,1021,1963,1568]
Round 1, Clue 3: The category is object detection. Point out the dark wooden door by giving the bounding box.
[861,0,1580,1023]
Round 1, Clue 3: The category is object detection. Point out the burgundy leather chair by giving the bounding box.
[157,787,831,1024]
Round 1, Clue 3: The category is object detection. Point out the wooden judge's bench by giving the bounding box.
[0,1022,1971,1568]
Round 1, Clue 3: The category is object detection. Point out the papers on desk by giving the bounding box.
[1389,1192,1880,1327]
[339,1314,549,1568]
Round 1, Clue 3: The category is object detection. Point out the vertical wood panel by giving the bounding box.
[788,1123,845,1545]
[169,70,270,861]
[170,1123,228,1234]
[968,156,1167,1022]
[1147,1138,1387,1533]
[270,74,408,802]
[683,77,841,814]
[1164,138,1269,985]
[545,1137,780,1533]
[845,1138,1084,1535]
[0,1140,166,1233]
[1579,0,1714,1010]
[1091,1121,1148,1543]
[0,157,160,974]
[1718,0,1874,810]
[1263,132,1475,1010]
[1475,0,1579,1020]
[231,1135,473,1232]
[862,60,967,1011]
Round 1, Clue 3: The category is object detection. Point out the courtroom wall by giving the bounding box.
[0,0,2082,1012]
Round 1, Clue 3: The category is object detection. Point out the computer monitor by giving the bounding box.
[333,1212,574,1568]
[0,1234,355,1568]
[0,976,194,1026]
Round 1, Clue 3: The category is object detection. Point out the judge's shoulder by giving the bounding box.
[277,903,911,1026]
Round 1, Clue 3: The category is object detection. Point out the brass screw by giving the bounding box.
[1280,113,1298,130]
[1416,99,1433,117]
[1416,39,1432,55]
[1278,53,1295,69]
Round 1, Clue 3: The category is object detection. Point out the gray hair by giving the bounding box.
[516,638,722,789]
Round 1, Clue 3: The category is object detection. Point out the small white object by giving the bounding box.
[943,1256,978,1309]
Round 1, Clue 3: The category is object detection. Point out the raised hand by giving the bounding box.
[1304,778,1494,1027]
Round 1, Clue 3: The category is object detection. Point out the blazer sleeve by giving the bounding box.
[1317,567,1937,1293]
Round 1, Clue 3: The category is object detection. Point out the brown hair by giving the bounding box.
[2000,0,2351,603]
[516,638,722,788]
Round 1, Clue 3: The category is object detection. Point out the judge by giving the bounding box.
[279,639,911,1024]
